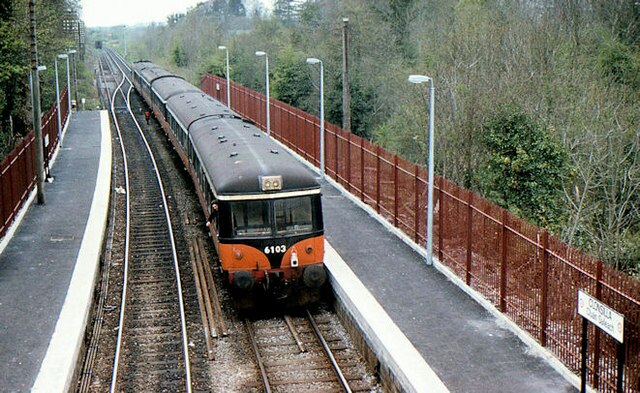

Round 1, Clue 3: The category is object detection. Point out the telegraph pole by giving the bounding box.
[29,0,45,204]
[342,18,351,133]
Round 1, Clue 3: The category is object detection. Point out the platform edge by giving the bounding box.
[325,240,450,393]
[32,110,112,393]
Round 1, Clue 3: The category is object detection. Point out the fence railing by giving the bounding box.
[202,73,639,392]
[0,88,70,239]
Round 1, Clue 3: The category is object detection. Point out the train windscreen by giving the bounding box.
[230,196,318,238]
[275,197,313,235]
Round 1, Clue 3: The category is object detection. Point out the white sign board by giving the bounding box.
[578,290,624,343]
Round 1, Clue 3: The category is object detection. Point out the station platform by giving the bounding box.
[320,178,579,393]
[0,111,111,392]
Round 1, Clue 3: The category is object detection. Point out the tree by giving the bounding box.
[479,107,571,229]
[274,0,302,24]
[370,0,419,58]
[172,43,188,67]
[272,46,312,109]
[0,0,79,160]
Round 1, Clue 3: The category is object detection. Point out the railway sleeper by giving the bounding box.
[127,331,182,341]
[127,299,178,309]
[129,276,177,285]
[269,375,344,386]
[129,314,181,324]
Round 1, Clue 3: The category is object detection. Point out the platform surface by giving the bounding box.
[320,181,578,393]
[0,111,108,392]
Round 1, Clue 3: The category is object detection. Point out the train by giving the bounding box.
[130,60,327,308]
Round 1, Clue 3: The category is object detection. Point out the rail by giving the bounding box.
[202,73,640,392]
[108,50,192,393]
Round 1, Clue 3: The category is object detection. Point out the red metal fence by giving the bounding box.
[0,88,70,239]
[202,74,640,392]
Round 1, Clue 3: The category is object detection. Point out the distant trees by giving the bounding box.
[273,0,304,24]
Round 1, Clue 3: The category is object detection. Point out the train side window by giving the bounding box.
[231,200,271,237]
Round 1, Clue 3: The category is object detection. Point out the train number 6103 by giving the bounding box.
[264,245,287,254]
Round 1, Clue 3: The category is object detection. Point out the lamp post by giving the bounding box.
[306,57,325,177]
[55,54,68,147]
[218,45,231,108]
[68,49,78,111]
[255,51,270,136]
[29,64,48,203]
[62,52,71,114]
[408,74,435,266]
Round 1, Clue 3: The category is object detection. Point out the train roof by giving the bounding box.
[189,116,320,199]
[133,61,176,85]
[152,77,201,102]
[167,91,234,130]
[136,61,320,200]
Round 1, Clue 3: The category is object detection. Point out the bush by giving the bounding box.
[479,106,571,229]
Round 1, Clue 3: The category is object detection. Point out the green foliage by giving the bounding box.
[326,75,376,139]
[598,39,640,87]
[272,46,312,108]
[172,43,188,67]
[0,0,78,161]
[199,53,226,78]
[479,107,571,229]
[370,0,419,58]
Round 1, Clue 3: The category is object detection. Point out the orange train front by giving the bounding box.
[131,61,327,308]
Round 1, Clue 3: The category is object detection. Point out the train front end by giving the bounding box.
[214,176,326,309]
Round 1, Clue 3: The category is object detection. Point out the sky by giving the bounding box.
[81,0,272,27]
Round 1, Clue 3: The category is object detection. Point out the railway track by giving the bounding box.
[101,50,192,392]
[78,48,381,393]
[246,310,376,392]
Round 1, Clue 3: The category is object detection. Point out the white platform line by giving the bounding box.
[325,241,450,393]
[32,111,112,393]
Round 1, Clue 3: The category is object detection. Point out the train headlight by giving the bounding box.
[291,251,299,268]
[261,175,282,191]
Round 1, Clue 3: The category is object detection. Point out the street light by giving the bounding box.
[68,49,78,111]
[408,74,435,266]
[255,50,270,135]
[218,45,231,108]
[55,54,68,147]
[29,65,49,186]
[306,57,325,177]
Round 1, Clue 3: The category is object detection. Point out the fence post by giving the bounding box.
[499,209,508,312]
[593,260,603,389]
[376,145,381,214]
[540,230,549,346]
[360,137,365,201]
[335,129,339,183]
[414,165,420,243]
[466,190,473,285]
[347,133,352,191]
[313,115,318,167]
[394,155,399,227]
[438,177,444,262]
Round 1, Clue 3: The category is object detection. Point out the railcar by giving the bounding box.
[131,61,327,308]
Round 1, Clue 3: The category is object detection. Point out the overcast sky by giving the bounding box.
[81,0,272,27]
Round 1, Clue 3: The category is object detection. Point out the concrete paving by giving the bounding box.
[320,181,578,393]
[0,111,110,392]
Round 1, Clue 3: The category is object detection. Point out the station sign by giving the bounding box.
[578,290,624,343]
